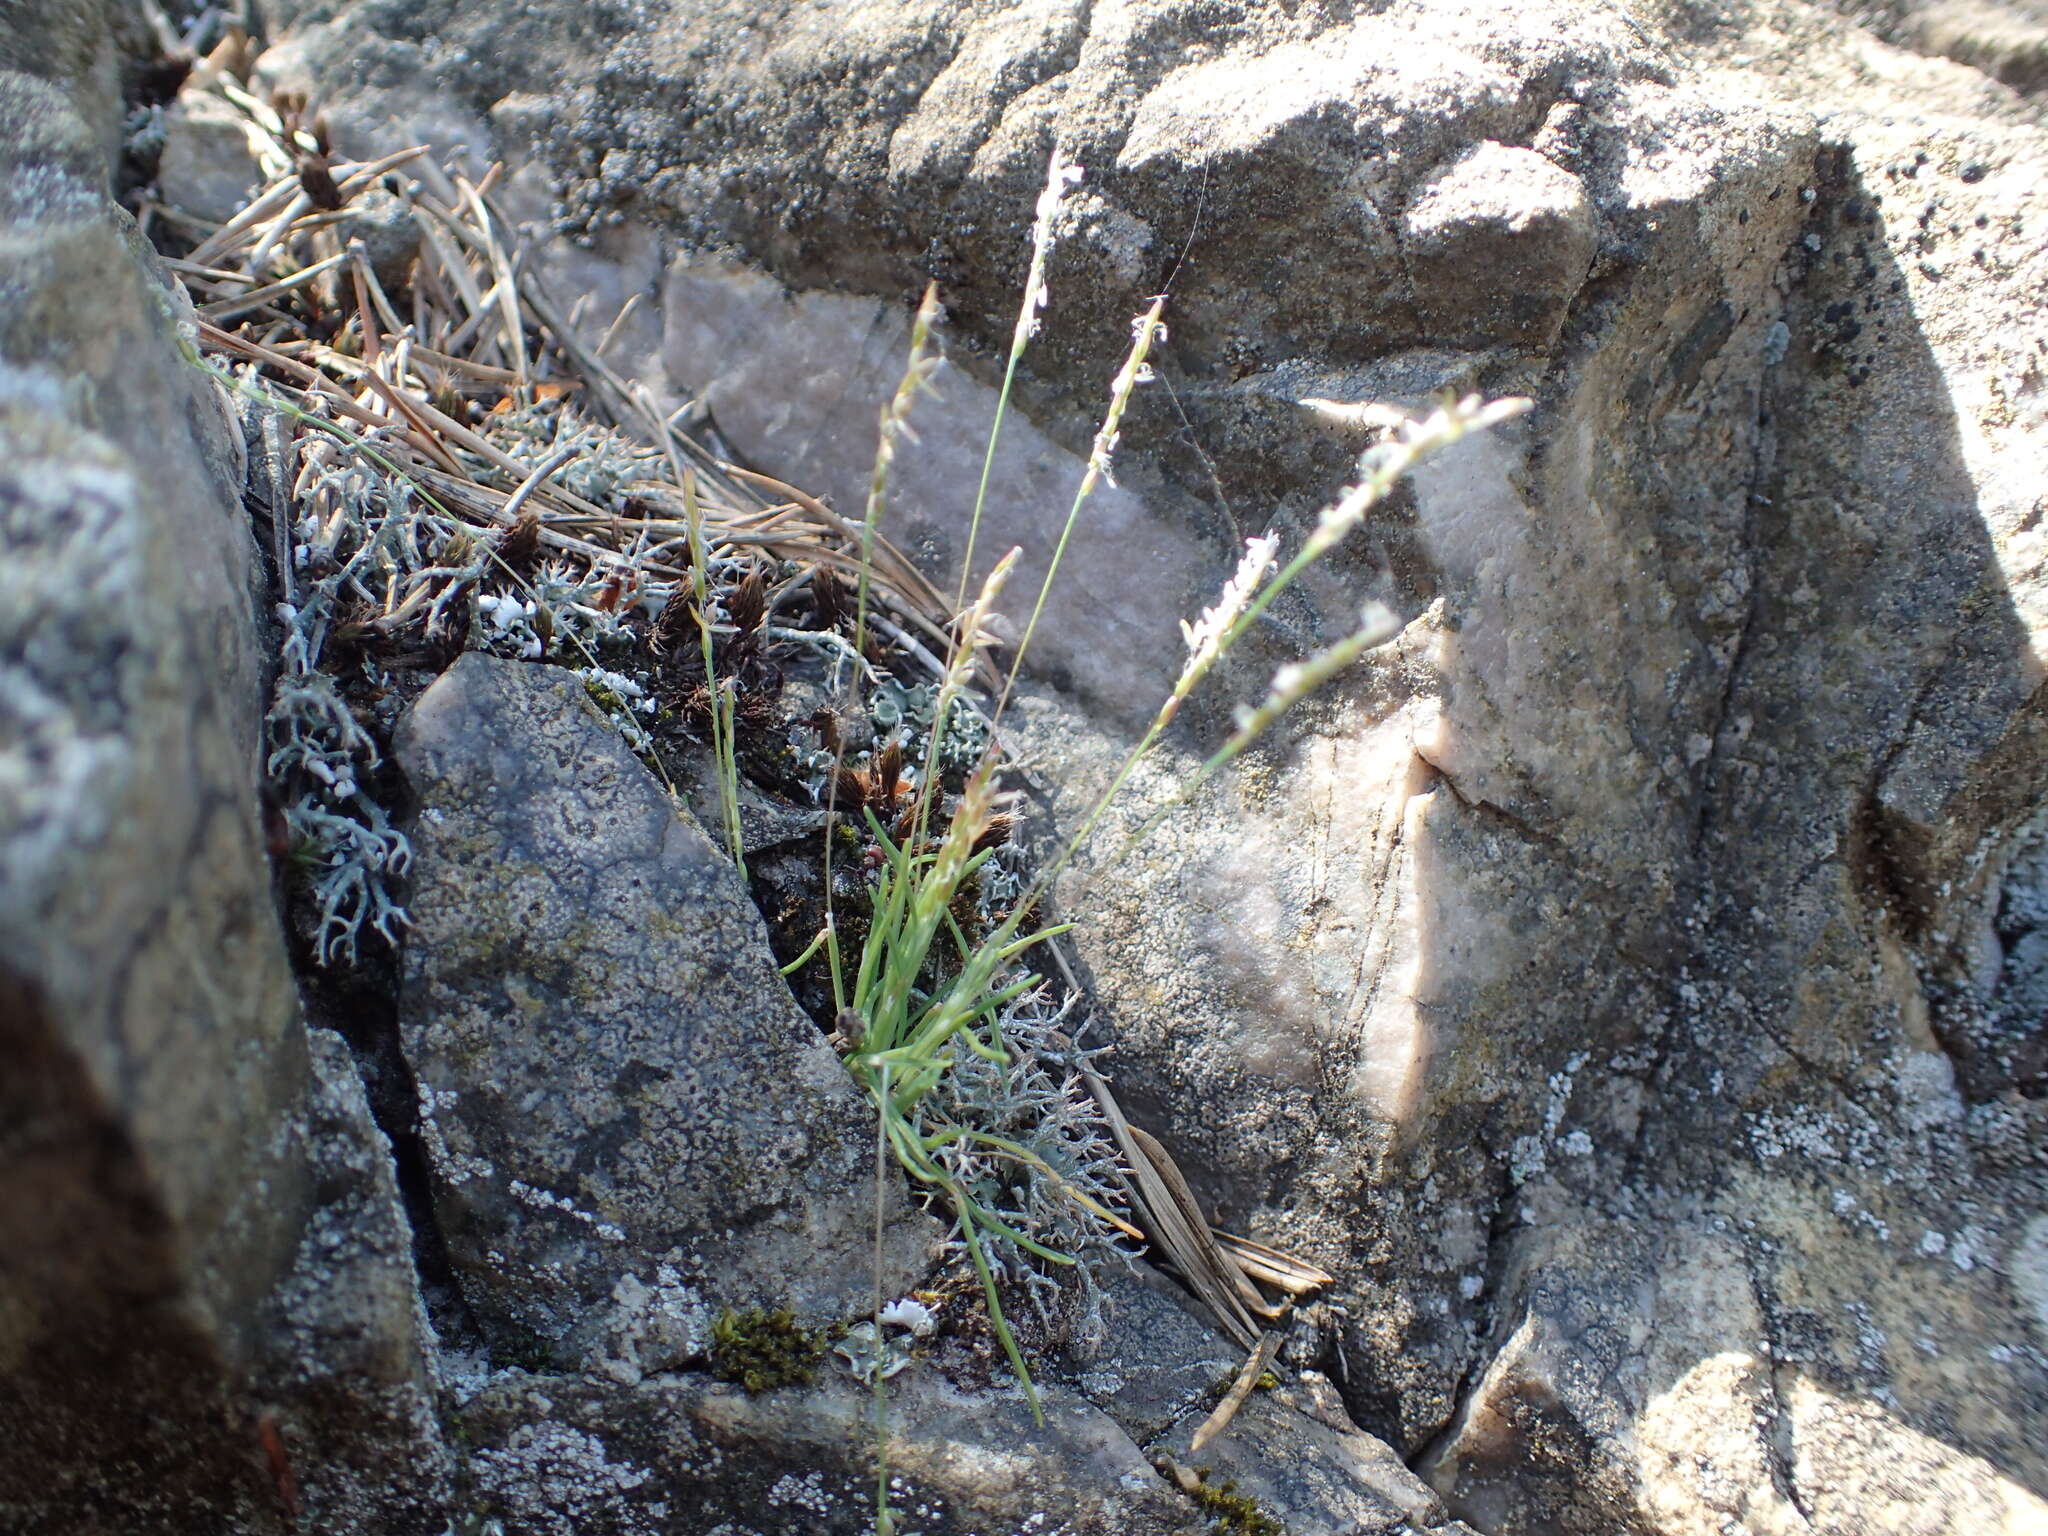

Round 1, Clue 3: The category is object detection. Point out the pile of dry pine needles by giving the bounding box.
[144,34,956,675]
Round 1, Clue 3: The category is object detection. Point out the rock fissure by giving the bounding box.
[1743,1239,1819,1529]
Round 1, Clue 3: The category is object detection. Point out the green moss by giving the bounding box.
[490,1325,558,1374]
[1189,1471,1285,1536]
[709,1306,828,1394]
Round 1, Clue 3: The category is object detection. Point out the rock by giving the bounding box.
[1160,1391,1452,1536]
[1426,1214,1798,1535]
[1853,0,2048,95]
[105,0,2048,1528]
[0,34,312,1532]
[255,1028,457,1532]
[1066,1263,1244,1444]
[1400,141,1597,351]
[654,254,1208,723]
[0,0,147,169]
[156,87,270,224]
[1427,1203,2048,1534]
[337,185,422,292]
[392,653,933,1369]
[1078,1262,1467,1535]
[454,1368,1202,1535]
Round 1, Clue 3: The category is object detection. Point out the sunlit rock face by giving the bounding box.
[11,0,2035,1526]
[273,0,2048,1518]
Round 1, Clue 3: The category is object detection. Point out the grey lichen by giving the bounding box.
[266,668,410,965]
[263,425,431,965]
[922,986,1136,1340]
[258,392,664,965]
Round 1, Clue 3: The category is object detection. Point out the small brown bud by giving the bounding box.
[830,1009,867,1052]
[728,565,767,636]
[497,509,542,575]
[810,566,850,630]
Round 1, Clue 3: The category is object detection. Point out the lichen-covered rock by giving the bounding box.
[0,25,314,1530]
[185,0,2048,1528]
[1074,1261,1464,1535]
[1426,1215,1795,1535]
[1427,1205,2048,1535]
[393,653,933,1367]
[1159,1390,1452,1536]
[1065,1263,1244,1445]
[454,1368,1202,1535]
[255,1029,457,1532]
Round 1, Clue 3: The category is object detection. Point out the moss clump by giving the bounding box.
[709,1307,828,1393]
[583,676,629,714]
[1189,1471,1284,1536]
[490,1325,558,1374]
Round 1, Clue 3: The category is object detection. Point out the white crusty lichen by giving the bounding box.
[468,1422,653,1536]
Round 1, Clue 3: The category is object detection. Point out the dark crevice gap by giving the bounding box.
[1404,1160,1521,1511]
[293,929,477,1348]
[237,403,481,1352]
[1741,1241,1817,1527]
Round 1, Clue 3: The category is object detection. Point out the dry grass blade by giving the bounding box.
[1190,1329,1284,1455]
[199,247,350,321]
[1126,1123,1281,1336]
[1069,1062,1259,1350]
[1213,1231,1334,1296]
[1036,934,1322,1347]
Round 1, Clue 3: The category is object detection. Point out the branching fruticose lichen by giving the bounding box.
[260,394,666,965]
[263,428,430,964]
[266,668,411,965]
[921,986,1136,1345]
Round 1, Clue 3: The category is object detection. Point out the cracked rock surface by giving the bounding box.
[5,0,2047,1530]
[270,0,2048,1528]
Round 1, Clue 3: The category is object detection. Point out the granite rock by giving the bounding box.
[1159,1391,1452,1536]
[392,653,934,1367]
[453,1368,1202,1536]
[0,28,311,1531]
[54,0,2048,1528]
[254,1029,457,1533]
